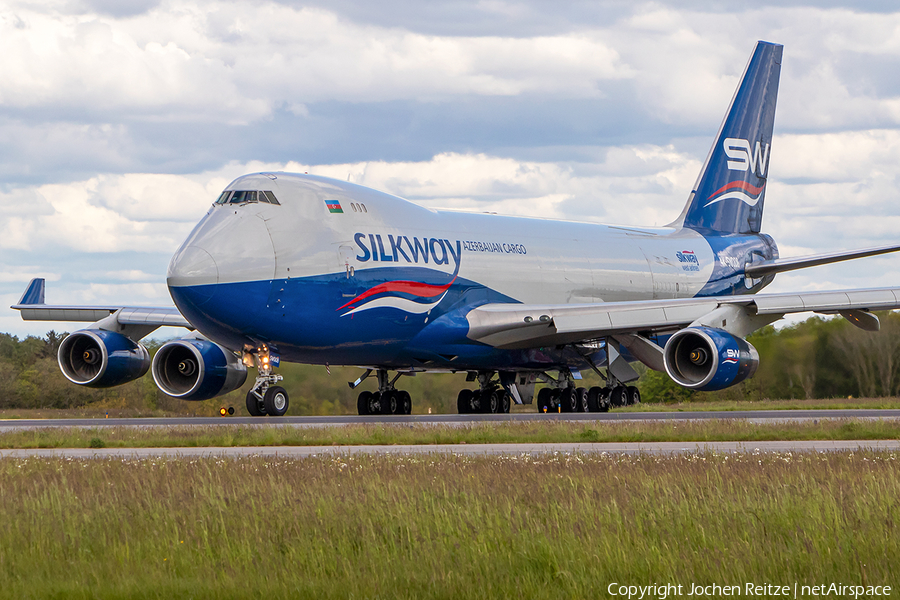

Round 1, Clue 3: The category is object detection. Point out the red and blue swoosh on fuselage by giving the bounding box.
[703,180,766,208]
[337,276,456,316]
[339,233,464,317]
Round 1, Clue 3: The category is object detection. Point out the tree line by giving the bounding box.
[1,312,898,414]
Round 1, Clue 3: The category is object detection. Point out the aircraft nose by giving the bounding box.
[167,245,219,305]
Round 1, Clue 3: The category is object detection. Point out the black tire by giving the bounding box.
[610,386,627,408]
[263,386,289,416]
[481,390,499,414]
[498,390,511,413]
[599,388,611,413]
[457,389,474,414]
[367,392,381,414]
[550,389,562,413]
[357,391,372,415]
[399,390,412,415]
[381,391,397,415]
[558,387,577,413]
[627,386,641,405]
[586,387,602,412]
[575,387,588,412]
[537,387,552,413]
[246,390,264,416]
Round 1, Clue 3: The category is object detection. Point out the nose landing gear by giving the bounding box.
[244,347,289,417]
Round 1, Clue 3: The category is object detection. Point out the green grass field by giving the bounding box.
[0,451,896,598]
[0,418,897,449]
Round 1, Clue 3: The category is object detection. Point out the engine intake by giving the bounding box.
[58,330,150,388]
[152,338,247,401]
[663,327,759,391]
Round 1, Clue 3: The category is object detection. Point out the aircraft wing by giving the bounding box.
[10,278,191,333]
[465,287,900,350]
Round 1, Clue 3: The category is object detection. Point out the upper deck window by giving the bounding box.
[214,190,281,205]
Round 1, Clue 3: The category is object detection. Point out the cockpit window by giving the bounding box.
[229,190,257,204]
[215,190,281,206]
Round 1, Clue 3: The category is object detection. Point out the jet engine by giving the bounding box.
[663,327,759,391]
[58,330,151,388]
[152,337,247,401]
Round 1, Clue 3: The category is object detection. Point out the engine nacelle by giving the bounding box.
[152,338,247,401]
[663,327,759,391]
[58,330,151,388]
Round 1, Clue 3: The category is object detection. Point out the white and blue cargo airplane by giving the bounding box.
[13,41,900,416]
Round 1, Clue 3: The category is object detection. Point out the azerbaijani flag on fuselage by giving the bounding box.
[325,200,343,213]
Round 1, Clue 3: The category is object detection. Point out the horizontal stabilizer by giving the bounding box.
[746,242,900,278]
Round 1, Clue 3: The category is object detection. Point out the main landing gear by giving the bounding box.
[245,347,290,417]
[356,369,412,415]
[535,370,640,414]
[536,384,639,412]
[457,372,511,414]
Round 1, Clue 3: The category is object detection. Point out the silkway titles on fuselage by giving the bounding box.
[353,233,527,268]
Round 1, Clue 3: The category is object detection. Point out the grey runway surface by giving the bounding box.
[0,440,898,459]
[1,409,900,430]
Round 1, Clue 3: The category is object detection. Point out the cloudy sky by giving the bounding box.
[2,0,899,338]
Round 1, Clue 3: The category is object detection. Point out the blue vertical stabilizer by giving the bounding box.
[671,41,782,234]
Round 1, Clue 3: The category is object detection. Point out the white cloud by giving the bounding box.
[0,1,630,124]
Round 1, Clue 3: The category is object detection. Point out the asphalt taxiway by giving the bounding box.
[1,408,899,431]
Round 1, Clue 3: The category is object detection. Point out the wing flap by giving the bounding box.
[16,307,117,322]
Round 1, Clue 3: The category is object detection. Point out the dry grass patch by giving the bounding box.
[0,451,897,598]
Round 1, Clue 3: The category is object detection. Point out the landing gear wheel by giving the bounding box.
[549,389,562,412]
[246,390,264,416]
[586,387,602,412]
[398,390,412,415]
[626,386,641,406]
[498,390,511,414]
[558,387,577,413]
[380,391,397,415]
[537,388,553,413]
[599,388,611,412]
[575,387,588,412]
[457,389,474,414]
[357,391,373,415]
[263,386,289,416]
[610,386,627,408]
[481,390,499,414]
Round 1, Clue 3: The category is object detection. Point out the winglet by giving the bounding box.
[17,278,45,306]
